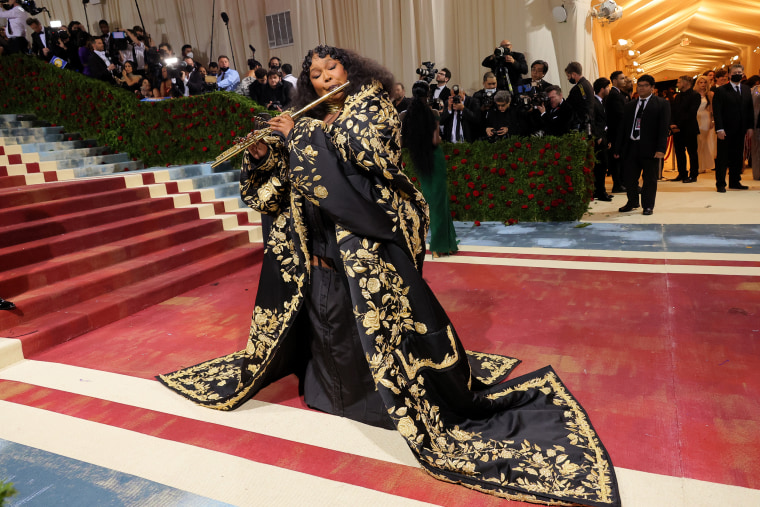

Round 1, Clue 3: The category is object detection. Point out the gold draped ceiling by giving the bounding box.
[594,0,760,82]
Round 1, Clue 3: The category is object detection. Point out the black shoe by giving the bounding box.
[670,176,686,182]
[611,186,626,193]
[717,187,726,193]
[729,184,748,189]
[683,178,695,183]
[642,208,653,216]
[594,193,613,202]
[0,298,16,311]
[618,204,639,212]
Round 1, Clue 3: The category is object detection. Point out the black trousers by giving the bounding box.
[302,264,393,429]
[607,144,624,190]
[622,141,659,209]
[593,141,608,197]
[673,131,699,180]
[716,133,745,189]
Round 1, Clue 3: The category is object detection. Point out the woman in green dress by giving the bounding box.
[402,81,458,258]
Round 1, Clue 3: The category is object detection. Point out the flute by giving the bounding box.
[211,81,350,168]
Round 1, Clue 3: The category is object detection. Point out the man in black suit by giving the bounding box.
[441,87,479,143]
[432,68,451,106]
[606,71,628,192]
[519,59,553,94]
[669,76,702,182]
[88,37,117,84]
[481,39,527,96]
[565,61,594,133]
[615,75,670,216]
[712,64,754,191]
[591,78,612,201]
[27,17,51,60]
[534,85,572,136]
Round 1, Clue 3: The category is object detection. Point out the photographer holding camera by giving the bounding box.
[481,39,527,96]
[471,72,498,138]
[0,0,29,55]
[441,84,478,143]
[257,68,292,111]
[484,91,520,142]
[534,85,572,136]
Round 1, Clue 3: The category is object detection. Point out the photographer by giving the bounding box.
[257,68,292,111]
[481,39,527,95]
[521,60,553,94]
[440,85,478,143]
[471,72,498,138]
[484,91,520,142]
[0,0,29,55]
[534,85,572,136]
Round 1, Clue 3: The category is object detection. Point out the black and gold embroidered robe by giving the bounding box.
[158,81,621,507]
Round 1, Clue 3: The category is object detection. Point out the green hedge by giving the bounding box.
[402,134,595,223]
[1,55,594,222]
[0,55,268,167]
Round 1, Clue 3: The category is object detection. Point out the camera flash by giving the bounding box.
[50,20,63,28]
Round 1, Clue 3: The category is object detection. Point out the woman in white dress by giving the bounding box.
[694,75,715,173]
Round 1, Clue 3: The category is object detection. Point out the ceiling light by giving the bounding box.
[627,49,635,57]
[680,38,690,47]
[632,61,639,66]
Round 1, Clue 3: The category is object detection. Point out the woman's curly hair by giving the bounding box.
[291,45,396,119]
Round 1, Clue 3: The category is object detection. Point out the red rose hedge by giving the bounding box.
[402,136,595,223]
[0,55,268,168]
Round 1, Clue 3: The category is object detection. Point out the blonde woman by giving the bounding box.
[694,75,716,173]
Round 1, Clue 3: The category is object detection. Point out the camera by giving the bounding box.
[416,61,437,83]
[480,93,495,110]
[494,46,511,58]
[50,27,69,46]
[110,31,130,51]
[516,85,549,111]
[451,84,461,104]
[1,0,46,15]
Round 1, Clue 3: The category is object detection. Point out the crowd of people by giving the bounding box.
[387,39,760,214]
[0,3,297,108]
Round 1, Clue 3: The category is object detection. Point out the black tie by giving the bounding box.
[735,85,741,94]
[632,98,647,140]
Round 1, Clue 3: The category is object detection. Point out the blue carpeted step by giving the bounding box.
[36,146,111,161]
[0,126,63,137]
[70,160,144,177]
[51,153,131,169]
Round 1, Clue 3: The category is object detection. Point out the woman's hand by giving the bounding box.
[247,140,268,159]
[267,114,295,138]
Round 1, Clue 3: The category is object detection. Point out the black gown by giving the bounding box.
[158,81,621,507]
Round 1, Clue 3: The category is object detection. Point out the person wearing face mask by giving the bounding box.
[472,72,499,137]
[564,61,594,133]
[215,55,240,91]
[158,44,620,507]
[712,63,755,191]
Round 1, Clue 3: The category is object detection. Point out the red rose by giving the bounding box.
[522,204,529,209]
[118,136,123,141]
[490,167,497,174]
[452,181,458,186]
[500,185,506,191]
[566,155,572,161]
[474,220,481,226]
[464,174,471,179]
[517,189,524,195]
[467,181,475,189]
[465,204,471,210]
[488,193,494,199]
[461,159,467,164]
[546,188,553,194]
[478,199,483,204]
[528,194,535,200]
[538,170,545,176]
[538,183,545,189]
[528,171,535,177]
[554,152,561,160]
[452,165,458,170]
[514,141,522,148]
[488,203,495,209]
[445,155,451,160]
[530,182,537,189]
[510,163,518,170]
[451,195,457,201]
[492,153,498,160]
[509,177,515,183]
[506,200,512,206]
[453,148,460,155]
[474,163,480,169]
[501,153,508,159]
[202,147,208,152]
[411,177,417,182]
[473,190,480,197]
[544,206,551,211]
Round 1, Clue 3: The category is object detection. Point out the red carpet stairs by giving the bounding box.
[0,114,263,358]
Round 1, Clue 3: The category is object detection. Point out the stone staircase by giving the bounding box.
[0,114,262,359]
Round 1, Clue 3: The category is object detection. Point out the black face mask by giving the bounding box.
[219,66,229,73]
[568,77,577,85]
[730,74,743,83]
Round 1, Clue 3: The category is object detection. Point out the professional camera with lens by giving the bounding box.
[1,0,46,15]
[451,84,461,105]
[515,83,549,111]
[494,46,511,59]
[109,31,130,51]
[416,61,438,83]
